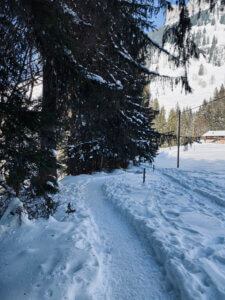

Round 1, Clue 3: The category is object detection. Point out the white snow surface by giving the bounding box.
[155,142,225,171]
[0,180,105,300]
[1,143,225,299]
[203,131,225,137]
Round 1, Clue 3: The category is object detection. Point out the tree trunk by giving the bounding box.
[40,58,57,181]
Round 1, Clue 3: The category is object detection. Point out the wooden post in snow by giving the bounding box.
[177,110,181,168]
[143,168,146,183]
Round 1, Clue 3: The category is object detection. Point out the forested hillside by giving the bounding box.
[149,0,225,112]
[151,84,225,146]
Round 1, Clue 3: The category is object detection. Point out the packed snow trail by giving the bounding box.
[104,164,225,299]
[85,176,176,300]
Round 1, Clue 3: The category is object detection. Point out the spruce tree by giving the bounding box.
[167,108,178,134]
[154,106,167,133]
[66,0,161,173]
[0,0,214,218]
[198,64,204,76]
[181,108,193,137]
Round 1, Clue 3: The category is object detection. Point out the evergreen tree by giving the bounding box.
[167,108,178,134]
[167,108,178,146]
[0,0,211,218]
[220,15,225,24]
[0,3,59,218]
[181,107,193,137]
[154,106,167,133]
[209,85,225,130]
[150,99,160,112]
[219,84,225,96]
[202,36,206,46]
[209,35,217,62]
[211,18,216,25]
[66,0,161,173]
[198,64,204,76]
[193,115,209,137]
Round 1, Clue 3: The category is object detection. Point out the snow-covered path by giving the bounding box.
[1,144,224,299]
[104,164,225,299]
[86,176,176,299]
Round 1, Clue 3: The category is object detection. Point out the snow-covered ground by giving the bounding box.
[155,142,225,171]
[0,179,104,299]
[0,143,225,299]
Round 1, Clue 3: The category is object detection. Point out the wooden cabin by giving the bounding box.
[202,131,225,144]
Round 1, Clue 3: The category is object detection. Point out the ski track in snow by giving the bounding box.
[85,176,176,300]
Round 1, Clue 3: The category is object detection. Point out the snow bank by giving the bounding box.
[0,176,104,300]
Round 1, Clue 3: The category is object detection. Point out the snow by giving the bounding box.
[155,142,225,171]
[26,80,42,100]
[119,50,160,76]
[50,149,57,157]
[85,177,175,299]
[0,179,105,299]
[62,4,81,24]
[86,72,123,90]
[203,130,225,137]
[86,72,107,84]
[61,3,91,26]
[103,144,225,299]
[1,143,225,299]
[149,49,225,115]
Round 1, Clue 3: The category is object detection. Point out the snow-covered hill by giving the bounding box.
[148,0,225,114]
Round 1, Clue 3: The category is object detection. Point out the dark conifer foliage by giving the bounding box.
[65,0,168,174]
[0,0,210,218]
[0,1,59,218]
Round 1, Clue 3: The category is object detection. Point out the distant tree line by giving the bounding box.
[151,84,225,146]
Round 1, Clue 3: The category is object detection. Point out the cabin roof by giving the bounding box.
[202,131,225,137]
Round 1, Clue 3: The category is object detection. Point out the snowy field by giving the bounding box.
[0,143,225,299]
[155,143,225,171]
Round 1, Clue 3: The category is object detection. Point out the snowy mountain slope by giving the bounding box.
[0,143,225,299]
[165,0,213,25]
[148,0,225,113]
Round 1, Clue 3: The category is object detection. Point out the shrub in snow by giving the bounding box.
[0,198,29,227]
[220,15,225,24]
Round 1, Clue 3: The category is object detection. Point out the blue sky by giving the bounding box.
[152,0,190,28]
[152,10,166,28]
